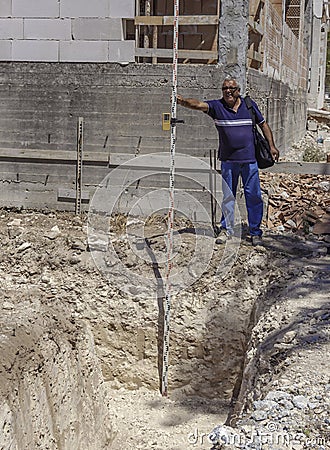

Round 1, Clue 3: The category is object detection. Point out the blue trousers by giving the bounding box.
[220,161,263,236]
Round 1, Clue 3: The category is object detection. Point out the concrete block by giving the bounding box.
[307,119,318,132]
[72,18,123,40]
[60,41,108,62]
[0,18,23,39]
[0,0,12,17]
[24,19,71,40]
[12,40,59,61]
[60,0,109,18]
[0,40,12,60]
[108,40,135,62]
[12,0,59,18]
[109,0,135,18]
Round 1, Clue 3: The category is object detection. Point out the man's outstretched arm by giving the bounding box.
[177,94,209,112]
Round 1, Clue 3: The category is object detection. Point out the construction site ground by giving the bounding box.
[0,132,330,449]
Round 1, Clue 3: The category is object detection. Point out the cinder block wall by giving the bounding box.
[0,0,135,63]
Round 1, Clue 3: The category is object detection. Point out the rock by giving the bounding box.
[286,219,297,228]
[69,256,81,265]
[44,225,61,240]
[278,399,294,410]
[318,181,330,191]
[71,240,86,251]
[88,237,108,252]
[8,226,24,238]
[40,275,52,284]
[265,391,292,402]
[252,410,268,421]
[208,424,241,446]
[282,330,297,344]
[17,242,32,253]
[7,218,22,226]
[292,395,309,409]
[3,301,14,310]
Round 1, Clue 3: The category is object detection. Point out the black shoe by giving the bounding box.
[213,225,221,238]
[251,235,263,246]
[215,229,232,245]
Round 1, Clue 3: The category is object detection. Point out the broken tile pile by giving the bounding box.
[260,173,330,237]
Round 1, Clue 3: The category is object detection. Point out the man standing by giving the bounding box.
[177,76,279,246]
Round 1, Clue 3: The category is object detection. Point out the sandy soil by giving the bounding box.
[0,166,329,450]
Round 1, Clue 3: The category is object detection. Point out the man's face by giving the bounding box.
[221,81,240,106]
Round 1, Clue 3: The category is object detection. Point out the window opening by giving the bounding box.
[134,0,220,64]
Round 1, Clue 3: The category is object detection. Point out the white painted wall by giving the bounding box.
[0,0,135,62]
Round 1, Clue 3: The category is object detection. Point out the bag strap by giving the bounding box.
[244,96,256,128]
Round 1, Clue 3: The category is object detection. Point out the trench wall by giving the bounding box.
[0,63,307,211]
[0,298,114,450]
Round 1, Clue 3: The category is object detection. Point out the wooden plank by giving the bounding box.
[135,16,163,25]
[163,15,219,25]
[0,148,110,163]
[248,18,264,35]
[135,48,218,60]
[152,25,158,64]
[247,48,263,63]
[134,15,219,26]
[208,0,220,64]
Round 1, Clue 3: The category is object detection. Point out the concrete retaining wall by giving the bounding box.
[247,68,307,151]
[0,62,307,211]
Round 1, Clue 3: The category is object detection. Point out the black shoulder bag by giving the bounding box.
[244,96,274,169]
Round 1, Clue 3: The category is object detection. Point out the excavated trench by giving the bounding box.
[0,209,313,449]
[87,214,258,398]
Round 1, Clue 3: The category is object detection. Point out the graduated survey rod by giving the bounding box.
[161,0,179,397]
[75,117,84,216]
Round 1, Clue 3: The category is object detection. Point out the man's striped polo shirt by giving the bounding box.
[206,96,265,163]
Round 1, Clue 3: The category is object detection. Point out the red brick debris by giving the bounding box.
[260,173,330,236]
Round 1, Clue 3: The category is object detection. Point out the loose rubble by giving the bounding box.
[209,264,330,448]
[260,172,330,236]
